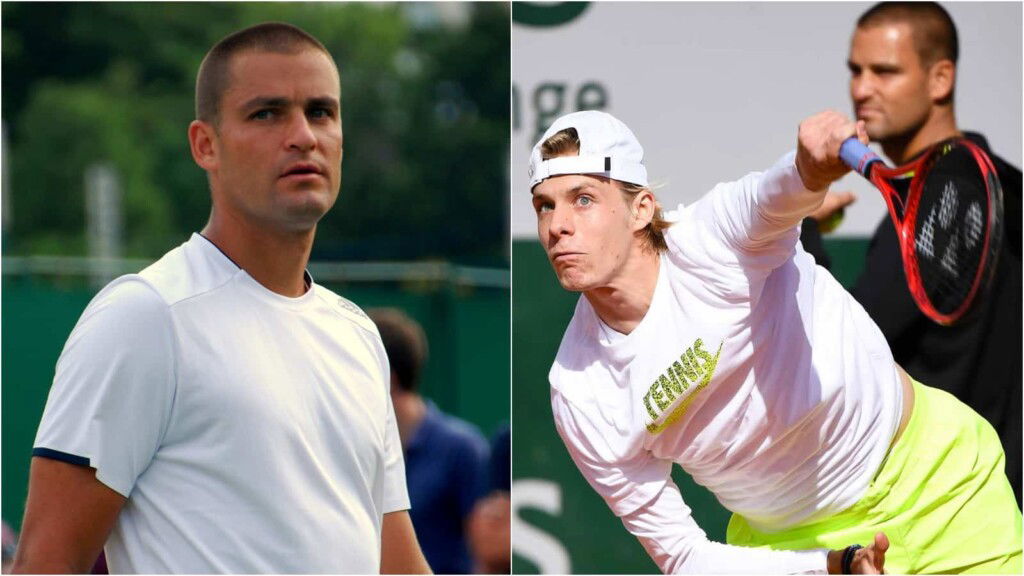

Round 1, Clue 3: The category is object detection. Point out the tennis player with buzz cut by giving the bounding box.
[530,109,1021,574]
[844,1,1023,506]
[13,22,430,574]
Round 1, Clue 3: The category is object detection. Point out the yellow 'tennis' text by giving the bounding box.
[644,338,723,434]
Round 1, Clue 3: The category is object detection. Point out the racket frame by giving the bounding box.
[840,137,1003,326]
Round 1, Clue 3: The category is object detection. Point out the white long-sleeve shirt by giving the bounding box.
[549,152,903,574]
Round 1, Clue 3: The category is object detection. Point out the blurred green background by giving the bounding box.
[2,2,509,533]
[2,2,509,263]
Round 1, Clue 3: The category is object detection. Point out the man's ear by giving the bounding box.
[188,120,219,172]
[928,59,955,103]
[630,189,656,233]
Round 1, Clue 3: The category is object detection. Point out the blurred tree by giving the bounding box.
[1,2,509,266]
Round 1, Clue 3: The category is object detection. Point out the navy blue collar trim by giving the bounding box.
[196,232,313,291]
[196,232,242,270]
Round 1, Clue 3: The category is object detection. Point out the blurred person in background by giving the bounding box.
[370,307,490,575]
[2,521,16,574]
[12,22,429,574]
[805,1,1022,506]
[468,423,511,574]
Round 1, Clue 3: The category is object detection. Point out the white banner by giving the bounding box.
[511,2,1022,239]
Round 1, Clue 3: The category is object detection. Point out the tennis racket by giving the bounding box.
[840,137,1004,326]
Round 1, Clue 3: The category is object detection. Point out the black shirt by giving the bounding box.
[804,132,1022,506]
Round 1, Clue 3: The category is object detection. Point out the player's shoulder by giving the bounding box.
[311,283,380,337]
[136,234,240,306]
[85,275,171,323]
[663,194,722,257]
[661,200,693,226]
[993,152,1022,195]
[965,131,1021,192]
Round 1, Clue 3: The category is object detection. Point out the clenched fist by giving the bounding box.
[795,110,868,192]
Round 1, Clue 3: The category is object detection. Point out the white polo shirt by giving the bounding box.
[34,233,409,573]
[550,153,903,573]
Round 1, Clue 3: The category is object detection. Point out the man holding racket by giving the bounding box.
[13,23,430,574]
[840,1,1022,506]
[530,108,1021,573]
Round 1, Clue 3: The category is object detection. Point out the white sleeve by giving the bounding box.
[552,389,672,517]
[746,150,825,245]
[666,151,821,276]
[377,341,411,513]
[621,484,829,574]
[553,391,829,574]
[381,387,411,513]
[32,278,177,497]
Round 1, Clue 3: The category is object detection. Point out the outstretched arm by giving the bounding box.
[620,482,827,574]
[676,111,868,285]
[752,111,867,237]
[622,485,889,574]
[553,390,888,574]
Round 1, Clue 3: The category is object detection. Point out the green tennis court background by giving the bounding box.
[512,238,869,574]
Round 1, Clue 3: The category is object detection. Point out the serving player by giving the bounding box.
[529,109,1021,573]
[12,22,430,574]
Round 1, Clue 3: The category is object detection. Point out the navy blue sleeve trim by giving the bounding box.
[32,448,91,468]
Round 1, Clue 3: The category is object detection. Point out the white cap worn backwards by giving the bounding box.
[529,110,648,190]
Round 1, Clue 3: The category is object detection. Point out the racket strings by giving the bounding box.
[912,148,989,316]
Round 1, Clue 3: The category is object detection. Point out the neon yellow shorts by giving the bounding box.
[727,379,1022,574]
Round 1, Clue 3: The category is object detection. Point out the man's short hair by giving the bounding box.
[368,308,429,393]
[195,22,334,126]
[540,126,671,253]
[856,2,959,66]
